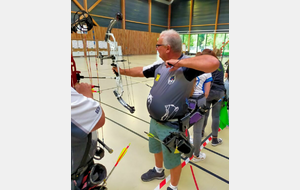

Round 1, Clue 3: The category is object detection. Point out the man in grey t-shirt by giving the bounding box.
[113,29,219,190]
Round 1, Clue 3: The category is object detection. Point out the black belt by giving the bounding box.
[190,94,205,100]
[150,117,177,129]
[150,115,183,123]
[197,94,205,99]
[150,116,186,130]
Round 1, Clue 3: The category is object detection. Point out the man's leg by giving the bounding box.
[193,96,206,158]
[141,119,165,182]
[211,90,225,137]
[211,91,225,146]
[154,151,163,168]
[170,164,182,186]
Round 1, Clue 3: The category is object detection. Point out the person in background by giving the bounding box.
[112,30,219,190]
[189,52,212,161]
[202,49,226,146]
[224,60,229,109]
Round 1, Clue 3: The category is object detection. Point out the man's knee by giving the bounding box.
[163,153,181,169]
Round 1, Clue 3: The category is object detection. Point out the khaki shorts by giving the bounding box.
[149,119,181,169]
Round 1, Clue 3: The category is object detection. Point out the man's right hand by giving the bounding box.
[74,83,93,98]
[112,66,121,75]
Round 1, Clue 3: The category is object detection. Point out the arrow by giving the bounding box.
[92,89,101,93]
[115,143,130,167]
[144,131,164,144]
[144,131,172,153]
[101,143,131,187]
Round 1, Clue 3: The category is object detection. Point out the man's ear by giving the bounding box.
[166,45,171,53]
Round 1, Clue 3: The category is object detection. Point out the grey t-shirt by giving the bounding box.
[143,55,204,121]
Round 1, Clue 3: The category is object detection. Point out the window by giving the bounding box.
[180,33,229,57]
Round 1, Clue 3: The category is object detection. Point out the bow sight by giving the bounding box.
[71,10,95,33]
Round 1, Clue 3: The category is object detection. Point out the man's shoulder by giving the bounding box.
[143,59,164,71]
[181,55,191,60]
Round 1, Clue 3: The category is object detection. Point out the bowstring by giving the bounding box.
[118,22,135,108]
[92,28,104,142]
[81,28,105,142]
[81,32,93,84]
[92,28,101,102]
[123,55,135,108]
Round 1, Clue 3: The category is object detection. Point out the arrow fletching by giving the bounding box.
[115,143,130,167]
[144,131,154,138]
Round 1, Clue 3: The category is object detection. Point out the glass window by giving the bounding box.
[204,34,214,50]
[189,34,198,54]
[179,33,229,57]
[215,33,227,50]
[179,34,189,45]
[221,33,229,63]
[223,33,229,56]
[197,34,206,52]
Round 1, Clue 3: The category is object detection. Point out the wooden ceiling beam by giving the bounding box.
[187,0,194,52]
[71,0,98,27]
[72,0,85,11]
[213,0,220,48]
[88,0,102,12]
[84,0,88,11]
[148,0,152,32]
[121,0,126,30]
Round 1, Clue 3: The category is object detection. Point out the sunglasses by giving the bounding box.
[156,44,166,48]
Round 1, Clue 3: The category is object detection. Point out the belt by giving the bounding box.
[155,118,180,130]
[190,94,205,100]
[197,94,205,99]
[167,118,179,122]
[150,115,180,123]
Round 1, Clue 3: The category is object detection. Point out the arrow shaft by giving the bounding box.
[144,131,164,144]
[83,76,116,79]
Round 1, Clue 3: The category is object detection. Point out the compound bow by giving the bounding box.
[71,11,135,114]
[99,12,135,114]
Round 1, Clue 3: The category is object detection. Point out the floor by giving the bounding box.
[73,54,229,190]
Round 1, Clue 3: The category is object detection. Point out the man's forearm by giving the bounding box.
[204,82,211,98]
[120,66,144,77]
[178,55,219,73]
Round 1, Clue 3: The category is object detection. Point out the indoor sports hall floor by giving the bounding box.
[73,54,229,190]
